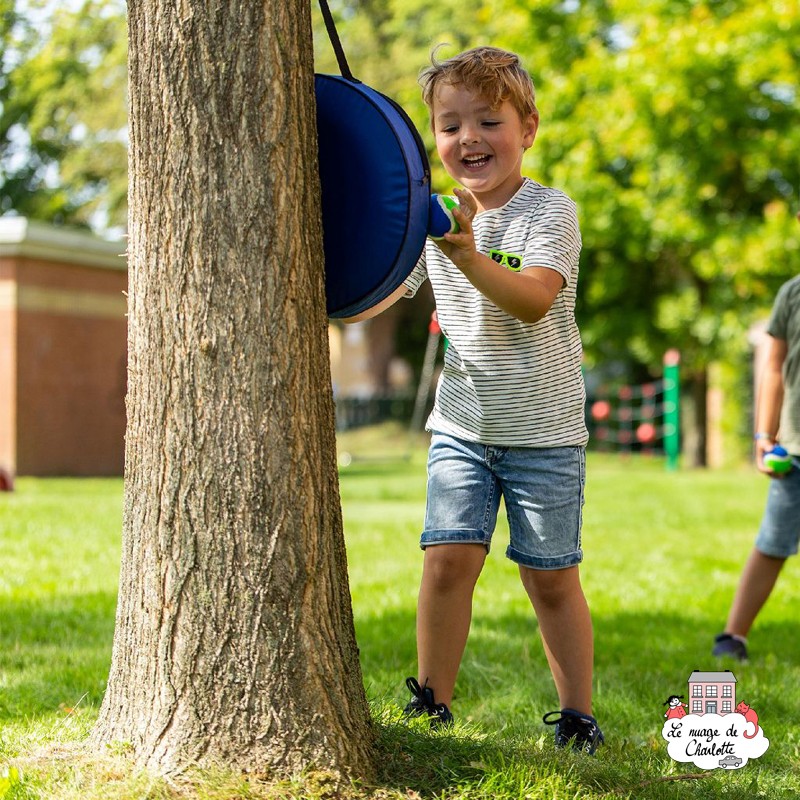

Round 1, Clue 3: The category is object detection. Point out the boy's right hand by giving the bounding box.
[434,188,481,273]
[756,438,789,478]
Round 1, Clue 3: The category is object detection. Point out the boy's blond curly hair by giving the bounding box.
[419,45,538,125]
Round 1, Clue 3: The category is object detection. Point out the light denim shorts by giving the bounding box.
[755,457,800,558]
[421,432,585,570]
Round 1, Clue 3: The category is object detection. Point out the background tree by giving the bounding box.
[0,0,127,228]
[92,0,375,779]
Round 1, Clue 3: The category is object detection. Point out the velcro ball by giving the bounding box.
[764,445,793,474]
[428,194,460,239]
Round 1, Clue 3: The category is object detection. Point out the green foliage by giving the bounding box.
[0,0,127,229]
[526,0,800,376]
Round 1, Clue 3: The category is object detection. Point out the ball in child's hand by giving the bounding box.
[428,194,460,239]
[763,445,793,474]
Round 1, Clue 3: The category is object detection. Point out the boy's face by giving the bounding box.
[431,81,538,212]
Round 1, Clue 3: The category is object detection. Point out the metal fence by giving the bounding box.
[334,392,417,431]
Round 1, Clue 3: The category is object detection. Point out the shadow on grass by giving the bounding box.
[356,604,800,740]
[360,605,800,799]
[0,592,116,721]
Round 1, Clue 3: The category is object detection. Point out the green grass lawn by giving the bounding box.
[1,428,799,799]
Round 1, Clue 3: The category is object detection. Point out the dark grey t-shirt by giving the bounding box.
[767,274,800,455]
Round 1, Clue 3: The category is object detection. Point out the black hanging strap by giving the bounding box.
[317,0,357,82]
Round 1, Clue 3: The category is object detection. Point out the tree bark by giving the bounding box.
[366,307,400,393]
[683,368,708,468]
[93,0,375,779]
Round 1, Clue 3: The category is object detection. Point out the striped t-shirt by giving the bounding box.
[404,178,588,447]
[767,274,800,456]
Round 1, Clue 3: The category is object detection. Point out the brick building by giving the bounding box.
[0,218,127,476]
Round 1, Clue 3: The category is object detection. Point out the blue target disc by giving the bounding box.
[315,75,431,318]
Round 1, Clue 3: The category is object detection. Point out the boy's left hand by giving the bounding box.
[435,188,480,271]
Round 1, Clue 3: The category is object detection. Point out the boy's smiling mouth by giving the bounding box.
[462,154,492,169]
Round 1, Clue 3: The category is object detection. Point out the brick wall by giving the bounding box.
[0,219,126,476]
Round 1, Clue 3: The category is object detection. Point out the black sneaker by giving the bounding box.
[403,677,454,728]
[712,633,748,661]
[543,708,604,755]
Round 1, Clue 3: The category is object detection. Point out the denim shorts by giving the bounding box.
[421,432,585,570]
[755,457,800,558]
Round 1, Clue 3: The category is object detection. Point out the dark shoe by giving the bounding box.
[543,708,604,755]
[712,633,748,661]
[403,677,454,728]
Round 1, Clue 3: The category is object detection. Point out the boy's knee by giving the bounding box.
[423,544,485,592]
[520,565,578,608]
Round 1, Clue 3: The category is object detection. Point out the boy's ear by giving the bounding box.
[522,112,539,149]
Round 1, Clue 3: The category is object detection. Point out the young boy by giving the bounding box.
[349,46,603,753]
[712,213,800,662]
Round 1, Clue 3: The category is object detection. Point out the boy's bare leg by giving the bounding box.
[519,564,593,715]
[724,549,786,638]
[415,543,487,707]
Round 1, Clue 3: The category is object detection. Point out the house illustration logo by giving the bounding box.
[661,670,769,770]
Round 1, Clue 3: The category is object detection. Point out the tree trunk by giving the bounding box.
[366,306,400,393]
[683,367,708,468]
[93,0,375,780]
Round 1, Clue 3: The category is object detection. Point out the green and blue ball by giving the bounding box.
[428,194,460,240]
[764,445,793,475]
